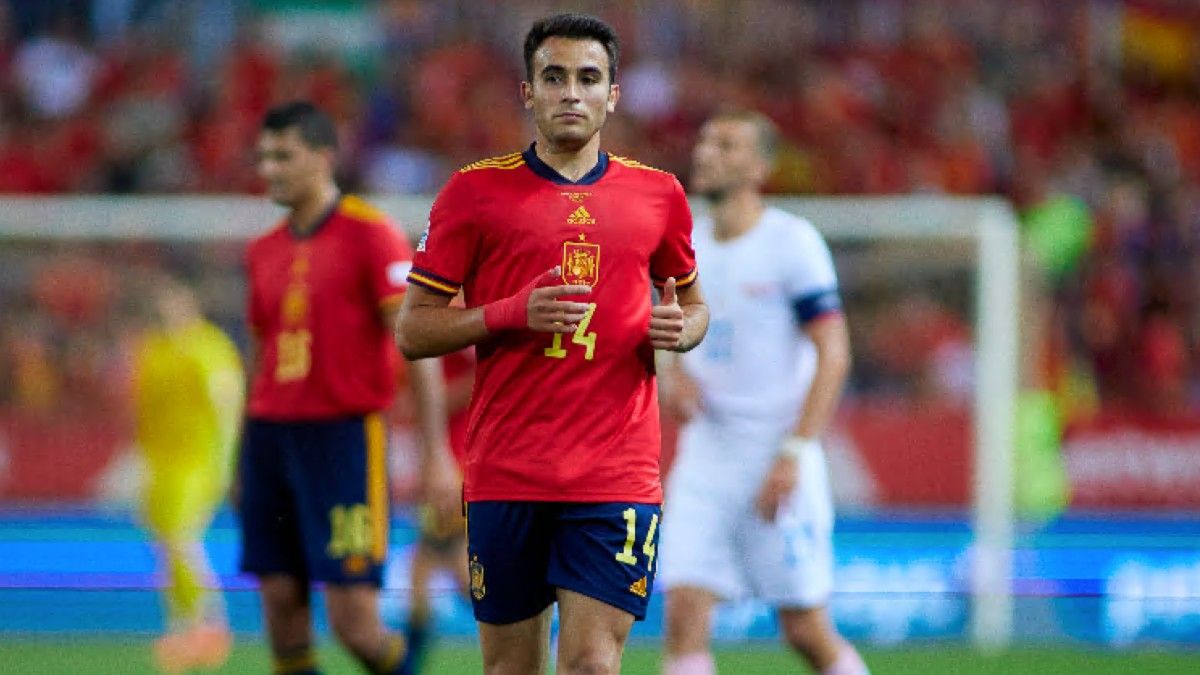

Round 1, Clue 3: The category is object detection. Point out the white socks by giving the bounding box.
[664,651,716,675]
[822,644,869,675]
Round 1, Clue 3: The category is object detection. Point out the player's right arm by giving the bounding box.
[231,246,265,512]
[396,267,591,360]
[395,287,488,359]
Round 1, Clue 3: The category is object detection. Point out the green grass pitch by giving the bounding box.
[1,640,1196,674]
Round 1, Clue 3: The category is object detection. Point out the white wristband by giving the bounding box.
[778,436,819,461]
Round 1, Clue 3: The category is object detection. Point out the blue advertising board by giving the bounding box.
[1,509,1197,646]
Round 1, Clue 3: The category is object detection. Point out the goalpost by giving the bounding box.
[768,197,1020,651]
[0,194,1020,648]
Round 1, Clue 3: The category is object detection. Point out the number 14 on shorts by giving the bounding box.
[615,507,659,571]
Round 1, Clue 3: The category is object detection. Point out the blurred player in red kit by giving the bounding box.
[239,100,458,675]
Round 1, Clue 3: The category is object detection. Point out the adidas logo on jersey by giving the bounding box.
[567,206,595,225]
[628,576,648,598]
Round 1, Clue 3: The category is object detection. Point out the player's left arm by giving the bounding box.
[649,178,709,352]
[649,277,709,352]
[785,225,851,444]
[791,313,852,440]
[755,313,851,521]
[756,224,851,522]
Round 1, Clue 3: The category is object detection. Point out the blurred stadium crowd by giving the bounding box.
[1,0,1199,421]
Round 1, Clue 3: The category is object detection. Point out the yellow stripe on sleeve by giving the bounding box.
[407,271,460,295]
[674,267,699,288]
[458,152,526,173]
[653,267,698,289]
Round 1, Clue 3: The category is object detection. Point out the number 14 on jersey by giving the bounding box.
[544,302,597,360]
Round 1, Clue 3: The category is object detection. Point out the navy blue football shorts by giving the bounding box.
[238,414,390,586]
[465,501,662,624]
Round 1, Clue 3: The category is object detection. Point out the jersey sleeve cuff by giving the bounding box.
[652,267,698,290]
[407,267,462,296]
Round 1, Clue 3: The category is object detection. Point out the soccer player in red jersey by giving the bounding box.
[239,101,459,675]
[396,13,709,675]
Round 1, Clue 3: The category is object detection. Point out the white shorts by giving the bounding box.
[658,416,834,608]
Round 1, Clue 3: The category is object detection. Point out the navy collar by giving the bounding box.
[522,143,609,185]
[288,194,340,239]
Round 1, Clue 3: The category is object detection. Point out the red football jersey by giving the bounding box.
[247,195,413,420]
[442,347,476,469]
[408,146,698,503]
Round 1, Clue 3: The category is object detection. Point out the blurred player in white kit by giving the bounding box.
[658,109,869,675]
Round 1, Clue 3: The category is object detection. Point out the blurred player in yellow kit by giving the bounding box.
[132,278,244,673]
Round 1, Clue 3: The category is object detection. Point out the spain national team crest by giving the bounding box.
[469,555,486,600]
[562,236,600,286]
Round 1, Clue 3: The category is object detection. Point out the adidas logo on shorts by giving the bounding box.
[628,576,648,598]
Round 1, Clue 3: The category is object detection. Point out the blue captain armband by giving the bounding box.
[791,289,842,325]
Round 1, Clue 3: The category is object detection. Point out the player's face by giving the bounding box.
[255,127,332,207]
[521,37,619,152]
[691,119,769,200]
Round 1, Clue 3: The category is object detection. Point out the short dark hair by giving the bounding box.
[523,13,619,85]
[712,108,780,164]
[261,101,338,150]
